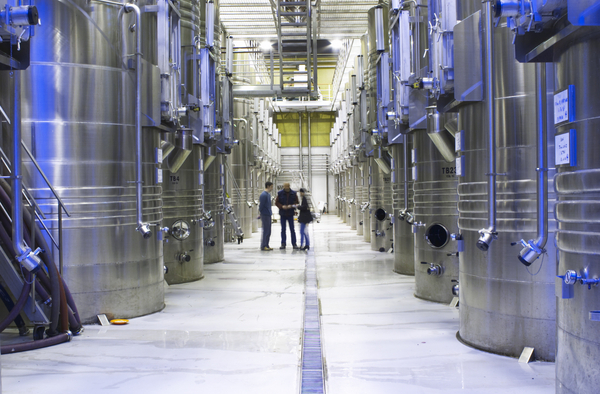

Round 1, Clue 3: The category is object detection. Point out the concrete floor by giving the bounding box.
[0,215,555,393]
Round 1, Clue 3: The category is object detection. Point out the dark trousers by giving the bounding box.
[261,214,271,248]
[280,215,297,246]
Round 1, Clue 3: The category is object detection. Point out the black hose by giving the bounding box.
[0,269,30,333]
[0,283,27,331]
[0,180,60,335]
[1,331,71,354]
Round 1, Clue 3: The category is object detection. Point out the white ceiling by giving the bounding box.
[219,0,380,39]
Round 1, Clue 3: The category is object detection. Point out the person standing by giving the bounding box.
[259,181,274,251]
[297,188,313,250]
[275,182,299,250]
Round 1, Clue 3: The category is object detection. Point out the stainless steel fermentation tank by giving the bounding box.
[554,28,600,393]
[163,146,204,284]
[346,168,356,229]
[203,154,225,263]
[15,0,164,323]
[391,142,414,275]
[363,161,372,243]
[370,160,393,252]
[231,96,253,239]
[162,0,205,285]
[355,164,365,236]
[456,2,556,361]
[413,121,459,303]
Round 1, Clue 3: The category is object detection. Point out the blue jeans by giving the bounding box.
[261,214,271,248]
[280,215,297,246]
[300,222,309,247]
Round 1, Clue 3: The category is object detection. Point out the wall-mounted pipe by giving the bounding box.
[120,4,151,239]
[477,1,497,252]
[518,63,548,266]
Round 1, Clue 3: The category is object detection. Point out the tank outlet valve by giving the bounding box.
[561,270,600,289]
[246,201,253,208]
[1,5,40,26]
[399,209,415,225]
[451,233,465,252]
[17,247,42,273]
[137,223,152,239]
[164,265,169,275]
[451,280,460,296]
[477,228,497,251]
[517,239,545,266]
[205,238,215,247]
[426,263,443,276]
[176,252,191,263]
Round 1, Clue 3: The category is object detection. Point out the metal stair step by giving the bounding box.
[281,22,307,27]
[280,1,307,6]
[281,32,308,37]
[282,60,307,65]
[280,51,309,57]
[280,11,307,16]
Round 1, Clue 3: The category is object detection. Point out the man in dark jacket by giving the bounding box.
[275,182,299,250]
[259,181,274,251]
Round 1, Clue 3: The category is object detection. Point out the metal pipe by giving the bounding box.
[518,63,548,266]
[299,113,303,173]
[308,112,312,190]
[11,73,42,273]
[477,0,497,252]
[120,4,151,239]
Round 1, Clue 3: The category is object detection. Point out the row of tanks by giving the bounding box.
[332,1,600,392]
[0,0,281,327]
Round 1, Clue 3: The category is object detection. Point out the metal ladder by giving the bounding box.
[277,0,318,97]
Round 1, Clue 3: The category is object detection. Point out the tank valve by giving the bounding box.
[137,223,152,239]
[17,247,42,273]
[477,228,497,251]
[205,238,215,247]
[398,209,415,225]
[561,270,600,290]
[375,230,385,237]
[517,239,545,266]
[426,263,443,276]
[0,5,40,26]
[176,252,192,263]
[164,265,169,274]
[451,280,459,296]
[412,221,426,234]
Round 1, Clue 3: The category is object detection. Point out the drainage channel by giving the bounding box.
[300,250,325,394]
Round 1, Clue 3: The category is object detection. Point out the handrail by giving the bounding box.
[21,141,71,217]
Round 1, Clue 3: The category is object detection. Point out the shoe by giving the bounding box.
[302,246,310,251]
[261,247,273,251]
[293,245,301,250]
[280,245,286,250]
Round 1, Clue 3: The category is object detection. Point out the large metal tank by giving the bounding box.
[370,159,393,252]
[363,160,372,243]
[392,141,415,275]
[17,0,164,323]
[163,145,204,284]
[456,4,556,361]
[231,96,253,239]
[554,29,600,392]
[413,119,459,303]
[347,167,355,228]
[355,164,365,236]
[348,166,360,230]
[203,153,225,263]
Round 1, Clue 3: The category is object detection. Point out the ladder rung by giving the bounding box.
[280,11,306,16]
[280,1,306,6]
[282,87,310,92]
[281,22,307,27]
[281,32,308,36]
[283,71,308,74]
[281,52,308,56]
[282,61,306,65]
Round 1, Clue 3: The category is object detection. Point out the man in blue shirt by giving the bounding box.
[275,182,300,250]
[259,181,274,251]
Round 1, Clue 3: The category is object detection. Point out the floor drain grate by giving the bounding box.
[301,252,325,394]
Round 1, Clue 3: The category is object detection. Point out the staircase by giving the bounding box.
[277,0,317,97]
